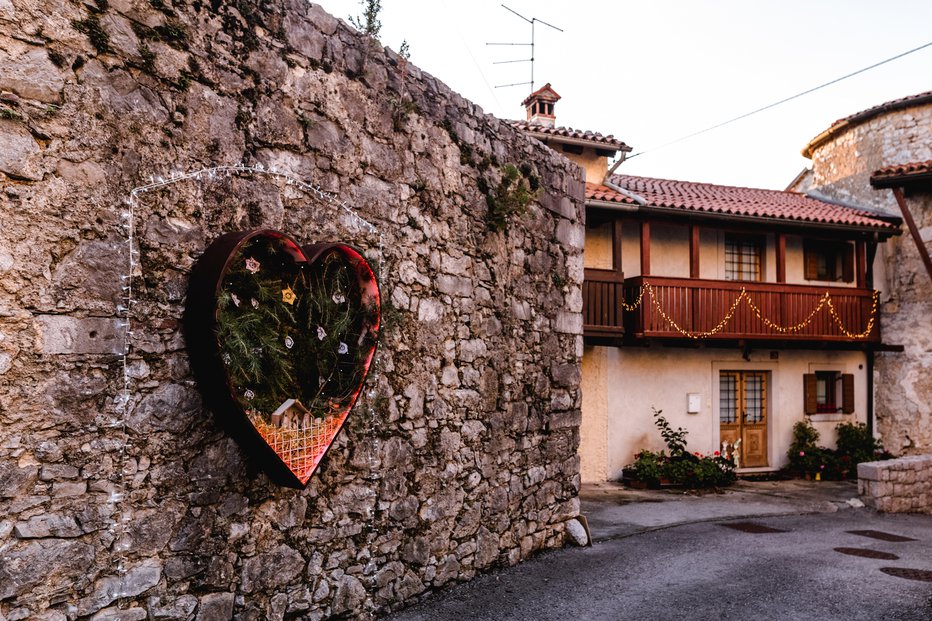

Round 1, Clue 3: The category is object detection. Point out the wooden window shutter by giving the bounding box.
[841,373,855,413]
[841,244,855,283]
[804,243,818,280]
[804,374,818,414]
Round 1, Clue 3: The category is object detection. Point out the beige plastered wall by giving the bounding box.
[569,150,608,184]
[581,346,868,481]
[605,219,868,289]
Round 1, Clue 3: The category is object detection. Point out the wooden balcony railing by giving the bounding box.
[582,269,626,338]
[583,275,880,343]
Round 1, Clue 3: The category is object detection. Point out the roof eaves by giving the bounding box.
[635,203,899,236]
[870,160,932,189]
[802,91,932,159]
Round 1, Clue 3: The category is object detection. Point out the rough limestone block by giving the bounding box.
[0,120,42,180]
[34,316,124,355]
[0,45,65,103]
[857,460,885,481]
[564,518,589,546]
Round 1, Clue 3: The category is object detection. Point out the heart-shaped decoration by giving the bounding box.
[186,229,380,488]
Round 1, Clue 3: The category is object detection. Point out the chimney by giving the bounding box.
[521,83,561,128]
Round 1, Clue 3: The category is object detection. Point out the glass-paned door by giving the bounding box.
[720,371,768,467]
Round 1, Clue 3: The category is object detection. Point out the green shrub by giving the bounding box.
[624,408,735,489]
[787,420,892,479]
[653,408,688,456]
[631,449,664,487]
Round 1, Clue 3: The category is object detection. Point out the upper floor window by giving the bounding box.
[804,240,854,282]
[725,235,763,281]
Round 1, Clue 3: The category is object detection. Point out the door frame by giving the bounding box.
[711,361,779,470]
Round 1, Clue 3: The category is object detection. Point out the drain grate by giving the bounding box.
[834,547,900,560]
[846,530,917,543]
[879,567,932,582]
[721,522,787,534]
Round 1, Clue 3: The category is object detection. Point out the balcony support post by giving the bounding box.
[640,220,651,277]
[856,240,867,289]
[776,233,786,283]
[689,224,700,278]
[612,219,623,273]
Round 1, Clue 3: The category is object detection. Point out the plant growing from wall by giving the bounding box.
[486,163,538,233]
[349,0,383,39]
[73,13,111,54]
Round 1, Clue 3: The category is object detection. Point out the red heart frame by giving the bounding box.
[185,229,380,488]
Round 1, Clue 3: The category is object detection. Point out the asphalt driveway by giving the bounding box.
[387,482,932,620]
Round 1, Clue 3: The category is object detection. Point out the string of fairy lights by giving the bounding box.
[112,163,385,571]
[616,281,879,340]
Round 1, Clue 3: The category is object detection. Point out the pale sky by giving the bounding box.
[316,1,932,190]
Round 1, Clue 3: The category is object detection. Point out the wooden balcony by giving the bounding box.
[584,274,881,344]
[582,269,626,338]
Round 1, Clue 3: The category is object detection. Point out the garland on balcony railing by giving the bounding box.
[618,281,879,340]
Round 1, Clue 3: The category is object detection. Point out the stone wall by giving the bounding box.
[858,455,932,514]
[802,98,932,455]
[806,102,932,212]
[0,2,586,619]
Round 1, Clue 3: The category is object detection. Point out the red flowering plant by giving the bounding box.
[787,421,891,480]
[624,409,736,489]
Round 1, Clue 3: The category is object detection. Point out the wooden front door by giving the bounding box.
[719,371,768,468]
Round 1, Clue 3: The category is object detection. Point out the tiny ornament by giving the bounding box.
[332,292,346,304]
[337,342,348,355]
[244,389,255,401]
[317,326,327,340]
[250,297,259,308]
[282,286,297,305]
[231,293,241,307]
[244,257,261,273]
[284,335,295,349]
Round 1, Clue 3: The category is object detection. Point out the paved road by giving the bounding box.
[388,484,932,620]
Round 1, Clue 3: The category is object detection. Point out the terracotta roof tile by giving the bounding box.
[586,174,896,231]
[832,91,932,129]
[872,159,932,178]
[803,91,932,158]
[521,83,561,107]
[508,120,631,151]
[870,159,932,188]
[585,182,637,205]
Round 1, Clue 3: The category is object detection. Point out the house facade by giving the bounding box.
[514,85,901,481]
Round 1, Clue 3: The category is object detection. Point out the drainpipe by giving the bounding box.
[604,151,627,180]
[867,350,875,436]
[601,153,649,206]
[866,237,876,436]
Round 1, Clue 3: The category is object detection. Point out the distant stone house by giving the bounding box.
[790,91,932,455]
[513,85,902,482]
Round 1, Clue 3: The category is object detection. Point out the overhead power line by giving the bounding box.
[627,39,932,159]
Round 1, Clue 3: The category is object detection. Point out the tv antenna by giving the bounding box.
[487,4,563,91]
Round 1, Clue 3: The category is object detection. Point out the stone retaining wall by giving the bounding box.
[858,455,932,514]
[0,1,585,619]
